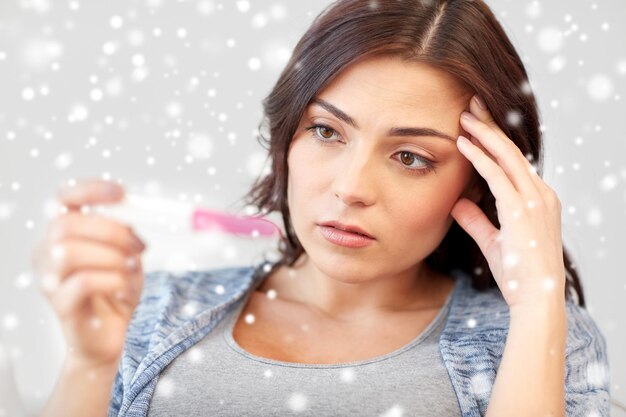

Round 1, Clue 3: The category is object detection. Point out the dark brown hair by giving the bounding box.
[242,0,586,307]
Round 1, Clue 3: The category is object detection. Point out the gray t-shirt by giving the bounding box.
[148,281,461,416]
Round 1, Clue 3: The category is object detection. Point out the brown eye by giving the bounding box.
[400,151,415,166]
[318,126,334,139]
[394,151,434,175]
[305,124,341,142]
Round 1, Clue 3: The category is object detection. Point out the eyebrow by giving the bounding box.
[310,98,457,142]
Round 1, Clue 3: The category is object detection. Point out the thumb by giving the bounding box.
[451,197,499,256]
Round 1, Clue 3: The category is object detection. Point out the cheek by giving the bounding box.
[395,194,447,232]
[287,139,327,195]
[390,172,468,236]
[287,141,316,215]
[388,194,454,254]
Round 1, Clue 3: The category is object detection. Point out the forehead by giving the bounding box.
[311,55,471,113]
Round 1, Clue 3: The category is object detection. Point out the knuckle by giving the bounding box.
[113,288,129,303]
[494,197,507,211]
[33,238,67,276]
[507,141,524,158]
[70,272,93,297]
[38,272,60,295]
[121,223,135,240]
[544,189,560,207]
[98,221,118,243]
[98,217,132,245]
[124,225,139,244]
[51,241,77,278]
[51,240,70,262]
[480,161,497,180]
[49,213,75,241]
[127,269,144,296]
[122,254,141,274]
[56,184,79,204]
[483,231,500,254]
[503,200,528,220]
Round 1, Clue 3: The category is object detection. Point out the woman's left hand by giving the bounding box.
[450,94,566,310]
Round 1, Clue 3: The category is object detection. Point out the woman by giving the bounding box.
[34,0,610,416]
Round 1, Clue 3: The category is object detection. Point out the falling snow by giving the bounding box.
[503,252,519,269]
[236,1,251,13]
[186,133,214,160]
[286,392,308,412]
[3,314,19,331]
[536,26,563,53]
[340,367,356,383]
[587,74,614,101]
[507,279,519,291]
[248,57,262,71]
[109,15,123,29]
[470,372,493,398]
[0,0,622,414]
[586,361,610,389]
[186,347,204,363]
[155,376,175,398]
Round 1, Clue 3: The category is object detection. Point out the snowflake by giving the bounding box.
[248,57,262,71]
[340,367,356,383]
[536,26,563,53]
[470,372,493,398]
[587,74,614,101]
[236,0,250,13]
[286,392,308,412]
[586,361,609,389]
[155,376,175,397]
[110,15,123,29]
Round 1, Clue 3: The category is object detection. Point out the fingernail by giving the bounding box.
[474,95,486,110]
[457,135,472,147]
[461,111,476,122]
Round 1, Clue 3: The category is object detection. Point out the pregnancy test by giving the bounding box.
[90,192,284,239]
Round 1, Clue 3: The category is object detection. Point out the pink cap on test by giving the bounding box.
[191,208,284,239]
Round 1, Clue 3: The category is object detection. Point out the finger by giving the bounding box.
[450,197,501,260]
[469,95,513,143]
[57,178,125,210]
[469,94,543,185]
[469,96,558,203]
[48,211,146,256]
[457,134,523,213]
[49,270,134,319]
[47,239,142,284]
[461,98,542,200]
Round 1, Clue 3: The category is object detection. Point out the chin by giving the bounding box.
[304,246,377,281]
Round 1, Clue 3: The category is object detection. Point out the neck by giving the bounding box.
[265,253,447,323]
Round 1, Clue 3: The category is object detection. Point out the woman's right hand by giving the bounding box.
[31,178,147,368]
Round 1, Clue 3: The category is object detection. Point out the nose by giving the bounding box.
[331,147,377,207]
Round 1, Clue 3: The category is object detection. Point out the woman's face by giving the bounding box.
[287,55,479,283]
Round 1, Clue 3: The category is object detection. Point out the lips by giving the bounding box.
[317,220,375,239]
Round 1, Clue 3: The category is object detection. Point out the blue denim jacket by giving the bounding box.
[107,261,610,416]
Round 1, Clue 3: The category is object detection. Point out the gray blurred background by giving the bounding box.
[0,0,624,415]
